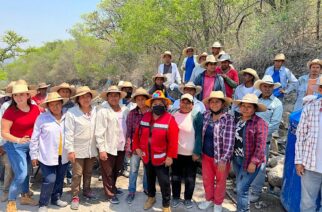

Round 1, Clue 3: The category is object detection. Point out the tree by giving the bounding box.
[0,31,27,65]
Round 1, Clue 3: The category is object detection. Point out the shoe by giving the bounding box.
[249,193,260,203]
[126,193,135,204]
[27,190,34,197]
[184,199,194,209]
[98,175,102,181]
[70,196,79,210]
[1,191,8,202]
[20,194,38,206]
[116,189,124,197]
[163,207,171,212]
[214,204,222,212]
[198,200,213,210]
[143,190,148,196]
[122,170,130,178]
[6,201,17,212]
[108,196,120,204]
[171,198,181,208]
[144,197,156,210]
[38,206,48,212]
[83,191,96,199]
[52,199,68,207]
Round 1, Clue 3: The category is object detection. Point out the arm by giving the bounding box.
[132,125,140,151]
[193,112,203,156]
[220,116,236,162]
[295,105,309,164]
[64,111,76,153]
[180,57,187,72]
[126,111,133,141]
[166,117,179,159]
[29,116,42,160]
[94,108,107,153]
[285,69,298,94]
[1,119,19,143]
[173,63,182,84]
[268,102,283,139]
[251,119,268,166]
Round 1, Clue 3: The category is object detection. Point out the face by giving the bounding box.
[206,62,217,72]
[163,55,171,63]
[183,87,196,96]
[274,60,284,69]
[107,92,121,107]
[242,73,254,84]
[121,87,133,93]
[48,101,63,116]
[78,93,92,108]
[135,95,148,109]
[58,88,71,98]
[209,98,224,112]
[240,103,256,118]
[155,77,164,86]
[186,49,194,57]
[260,83,274,97]
[38,88,47,96]
[220,60,230,70]
[151,99,165,108]
[13,93,30,105]
[180,99,193,113]
[309,64,321,76]
[199,56,206,63]
[212,47,220,55]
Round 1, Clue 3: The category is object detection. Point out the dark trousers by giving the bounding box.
[39,157,68,207]
[100,151,125,198]
[145,161,171,207]
[171,155,197,200]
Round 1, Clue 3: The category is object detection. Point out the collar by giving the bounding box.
[259,93,275,101]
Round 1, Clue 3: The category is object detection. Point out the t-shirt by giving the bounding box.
[203,74,215,99]
[163,64,172,74]
[315,112,322,173]
[2,104,40,138]
[234,120,246,157]
[203,120,214,157]
[173,112,195,156]
[117,110,126,151]
[306,78,318,95]
[272,69,283,98]
[184,56,195,82]
[240,85,255,97]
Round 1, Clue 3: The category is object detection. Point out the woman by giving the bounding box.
[95,86,129,204]
[232,94,268,212]
[1,82,40,211]
[30,92,69,212]
[198,91,235,212]
[65,86,98,210]
[133,90,179,212]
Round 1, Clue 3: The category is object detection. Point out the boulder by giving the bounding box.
[267,163,284,187]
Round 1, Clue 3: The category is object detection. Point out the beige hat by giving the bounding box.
[179,82,202,95]
[240,68,260,81]
[71,86,98,99]
[274,53,286,61]
[233,93,267,112]
[152,73,167,82]
[211,41,223,48]
[100,85,127,101]
[161,51,172,59]
[145,90,171,107]
[182,47,196,56]
[307,58,322,69]
[10,84,37,97]
[130,87,150,103]
[254,75,281,90]
[202,91,232,107]
[40,92,68,108]
[37,82,51,89]
[4,81,17,94]
[50,82,76,96]
[201,55,218,68]
[197,52,208,62]
[180,93,194,103]
[119,81,136,90]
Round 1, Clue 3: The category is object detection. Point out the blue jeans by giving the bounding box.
[3,142,30,200]
[39,157,68,207]
[128,154,147,193]
[301,169,322,212]
[233,156,260,212]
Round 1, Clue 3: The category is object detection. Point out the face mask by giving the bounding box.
[125,91,132,99]
[210,109,222,116]
[152,105,166,116]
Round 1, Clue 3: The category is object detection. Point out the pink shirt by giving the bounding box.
[203,73,215,99]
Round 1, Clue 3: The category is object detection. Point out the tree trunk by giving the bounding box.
[317,0,321,40]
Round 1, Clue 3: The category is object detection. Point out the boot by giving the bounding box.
[144,197,156,210]
[163,206,171,212]
[6,201,17,212]
[20,193,38,206]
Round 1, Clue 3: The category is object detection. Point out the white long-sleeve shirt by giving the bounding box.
[158,63,182,85]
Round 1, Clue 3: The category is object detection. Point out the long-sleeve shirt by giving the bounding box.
[194,72,226,101]
[216,67,239,98]
[232,84,260,113]
[158,63,182,85]
[190,64,205,83]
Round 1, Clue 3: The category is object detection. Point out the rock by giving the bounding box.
[267,163,284,187]
[268,155,284,168]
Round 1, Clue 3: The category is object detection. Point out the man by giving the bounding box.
[170,82,206,114]
[193,55,226,101]
[210,41,225,60]
[249,75,283,202]
[51,82,76,112]
[295,76,322,212]
[119,81,137,111]
[180,47,198,82]
[190,52,207,83]
[158,51,181,90]
[216,54,239,98]
[32,82,50,112]
[264,53,298,101]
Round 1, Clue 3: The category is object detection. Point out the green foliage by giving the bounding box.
[0,31,27,65]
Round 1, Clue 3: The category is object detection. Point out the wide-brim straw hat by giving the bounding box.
[182,47,196,56]
[179,82,202,95]
[211,41,223,48]
[4,81,17,94]
[51,82,76,96]
[152,73,167,82]
[201,55,218,68]
[240,68,259,81]
[37,82,51,89]
[161,51,172,59]
[254,75,281,90]
[197,52,208,62]
[40,92,68,108]
[145,90,171,107]
[202,91,232,107]
[9,84,37,97]
[130,87,150,103]
[307,58,322,68]
[274,53,286,61]
[71,86,98,99]
[118,81,136,90]
[100,85,127,101]
[233,93,267,112]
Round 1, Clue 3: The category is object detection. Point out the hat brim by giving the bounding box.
[130,93,150,103]
[9,90,37,98]
[161,53,172,59]
[40,98,68,108]
[152,75,167,82]
[145,97,172,107]
[201,61,218,69]
[100,90,127,101]
[71,90,98,100]
[197,54,207,62]
[202,96,232,107]
[254,80,281,90]
[307,61,322,69]
[232,100,267,112]
[51,86,76,96]
[182,47,196,56]
[179,85,202,95]
[37,84,51,89]
[240,70,259,81]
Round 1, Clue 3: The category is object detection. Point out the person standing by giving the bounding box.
[181,47,198,82]
[158,51,182,90]
[32,82,51,113]
[210,42,225,60]
[190,52,208,83]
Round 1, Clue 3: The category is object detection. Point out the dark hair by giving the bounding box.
[10,95,32,110]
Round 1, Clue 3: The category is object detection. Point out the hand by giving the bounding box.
[0,146,5,156]
[68,152,76,163]
[192,154,200,161]
[279,88,285,94]
[218,161,227,172]
[31,159,38,167]
[136,149,143,158]
[165,157,173,167]
[247,162,256,173]
[99,152,108,161]
[18,136,31,144]
[219,74,228,79]
[296,164,305,176]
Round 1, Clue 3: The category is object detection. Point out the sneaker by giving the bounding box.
[198,200,213,210]
[184,199,194,209]
[38,206,48,212]
[108,196,120,204]
[126,193,135,204]
[70,197,79,210]
[1,191,8,202]
[249,193,260,203]
[83,191,96,199]
[20,194,38,206]
[6,201,17,212]
[171,198,181,208]
[214,204,222,212]
[163,206,171,212]
[116,189,124,197]
[52,199,68,207]
[144,197,156,210]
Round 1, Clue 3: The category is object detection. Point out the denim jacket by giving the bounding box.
[265,66,298,94]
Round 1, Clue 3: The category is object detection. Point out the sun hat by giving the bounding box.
[218,53,233,63]
[50,82,76,96]
[37,82,51,89]
[145,90,171,107]
[307,58,322,69]
[10,83,37,97]
[202,91,232,107]
[233,93,267,112]
[152,73,167,82]
[254,75,281,90]
[180,93,194,103]
[40,92,68,108]
[274,53,286,61]
[240,68,259,81]
[4,81,17,94]
[118,81,136,90]
[201,55,218,68]
[197,52,208,62]
[100,85,127,101]
[179,82,202,95]
[182,47,196,56]
[161,51,172,59]
[129,87,150,103]
[211,41,223,48]
[71,86,98,99]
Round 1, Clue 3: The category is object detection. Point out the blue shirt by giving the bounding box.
[184,56,195,82]
[272,69,283,98]
[203,120,214,157]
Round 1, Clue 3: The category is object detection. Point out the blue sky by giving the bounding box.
[0,0,101,47]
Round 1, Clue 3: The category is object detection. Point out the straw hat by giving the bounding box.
[37,82,51,89]
[118,81,136,90]
[40,92,68,108]
[179,82,202,95]
[307,58,322,69]
[161,51,172,59]
[4,81,17,94]
[71,86,98,99]
[274,53,286,61]
[254,75,281,90]
[201,55,218,68]
[197,52,208,62]
[152,73,167,82]
[211,41,223,48]
[233,93,267,112]
[145,90,171,107]
[240,68,259,81]
[130,87,150,103]
[182,47,196,56]
[180,93,194,103]
[100,85,127,101]
[202,91,232,107]
[218,53,233,63]
[9,84,37,97]
[50,82,76,96]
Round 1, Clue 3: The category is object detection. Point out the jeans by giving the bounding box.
[233,156,260,212]
[3,142,30,200]
[0,153,14,193]
[128,154,147,193]
[300,169,322,212]
[39,157,68,207]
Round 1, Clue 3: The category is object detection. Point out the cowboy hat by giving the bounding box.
[233,93,267,112]
[201,55,218,68]
[152,73,167,82]
[145,90,171,107]
[130,87,150,103]
[118,81,136,90]
[254,75,281,90]
[180,93,194,103]
[50,82,76,96]
[9,83,37,97]
[211,41,223,48]
[307,58,322,69]
[274,53,286,61]
[71,86,98,99]
[179,82,202,95]
[100,85,127,101]
[218,53,233,63]
[202,91,232,107]
[161,51,172,59]
[3,81,17,94]
[37,82,51,89]
[182,47,196,56]
[197,52,208,62]
[240,68,259,81]
[40,92,68,108]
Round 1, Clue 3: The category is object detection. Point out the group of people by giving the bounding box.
[0,41,321,212]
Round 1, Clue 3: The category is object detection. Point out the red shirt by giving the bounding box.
[32,94,46,112]
[2,104,40,138]
[216,67,239,98]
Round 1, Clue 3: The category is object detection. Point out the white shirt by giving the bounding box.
[315,112,322,173]
[117,110,126,151]
[158,63,182,85]
[233,84,260,112]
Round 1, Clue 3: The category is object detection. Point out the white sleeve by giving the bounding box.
[29,116,42,160]
[95,108,107,152]
[64,111,75,153]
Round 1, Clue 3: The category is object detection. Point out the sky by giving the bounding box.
[0,0,101,47]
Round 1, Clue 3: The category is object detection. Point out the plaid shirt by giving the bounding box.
[295,99,322,172]
[202,111,236,163]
